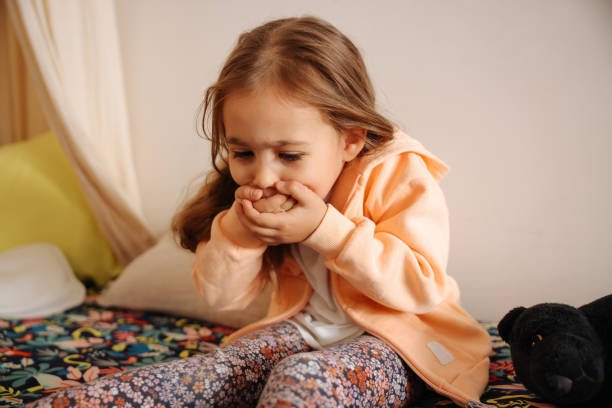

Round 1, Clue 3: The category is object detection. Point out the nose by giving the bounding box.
[252,161,278,189]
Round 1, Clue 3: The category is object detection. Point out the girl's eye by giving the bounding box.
[232,151,253,159]
[279,153,302,162]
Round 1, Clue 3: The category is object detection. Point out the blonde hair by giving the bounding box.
[173,16,395,255]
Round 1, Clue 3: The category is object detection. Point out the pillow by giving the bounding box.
[0,243,86,319]
[0,132,122,287]
[97,232,272,328]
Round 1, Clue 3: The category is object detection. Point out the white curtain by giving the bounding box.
[0,0,49,145]
[7,0,155,264]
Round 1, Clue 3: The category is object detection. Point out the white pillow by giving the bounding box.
[97,232,271,328]
[0,243,86,318]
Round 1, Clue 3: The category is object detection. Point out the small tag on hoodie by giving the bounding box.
[427,341,454,365]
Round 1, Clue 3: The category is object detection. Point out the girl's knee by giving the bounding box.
[269,352,331,382]
[258,353,343,407]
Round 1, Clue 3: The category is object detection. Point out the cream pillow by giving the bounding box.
[0,243,86,319]
[97,232,271,328]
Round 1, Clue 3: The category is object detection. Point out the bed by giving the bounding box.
[0,134,553,407]
[0,298,554,408]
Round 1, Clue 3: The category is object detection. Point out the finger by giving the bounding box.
[252,199,268,213]
[261,187,278,198]
[235,201,278,238]
[233,199,254,228]
[235,186,263,201]
[275,180,316,204]
[253,194,287,213]
[240,198,260,218]
[268,194,292,212]
[234,186,247,200]
[279,197,297,212]
[236,202,281,238]
[242,199,283,229]
[236,199,266,226]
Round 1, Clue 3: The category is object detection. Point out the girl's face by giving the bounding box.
[223,87,364,199]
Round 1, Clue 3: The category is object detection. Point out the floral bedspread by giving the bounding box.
[0,301,554,407]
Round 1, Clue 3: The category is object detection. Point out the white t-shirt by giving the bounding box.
[288,243,364,349]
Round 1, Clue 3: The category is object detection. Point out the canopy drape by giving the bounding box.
[0,0,48,144]
[6,0,156,264]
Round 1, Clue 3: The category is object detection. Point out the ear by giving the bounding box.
[497,307,526,343]
[340,128,366,162]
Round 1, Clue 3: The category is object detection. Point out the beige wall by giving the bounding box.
[115,0,612,321]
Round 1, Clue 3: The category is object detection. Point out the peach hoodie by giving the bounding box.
[192,131,491,407]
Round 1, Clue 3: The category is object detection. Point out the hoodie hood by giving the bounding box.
[352,130,449,181]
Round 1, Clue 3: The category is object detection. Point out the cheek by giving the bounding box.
[297,156,343,198]
[304,172,337,199]
[228,162,247,185]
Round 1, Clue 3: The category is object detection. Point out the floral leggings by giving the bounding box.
[25,321,425,408]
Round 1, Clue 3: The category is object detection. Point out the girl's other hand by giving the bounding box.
[235,181,327,245]
[253,189,296,213]
[235,185,264,202]
[236,185,296,213]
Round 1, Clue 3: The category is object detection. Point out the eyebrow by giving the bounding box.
[227,137,308,148]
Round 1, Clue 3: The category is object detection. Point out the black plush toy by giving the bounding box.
[498,294,612,407]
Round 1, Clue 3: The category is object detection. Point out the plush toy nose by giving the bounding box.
[548,375,573,396]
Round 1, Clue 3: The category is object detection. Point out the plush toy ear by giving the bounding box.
[497,307,526,343]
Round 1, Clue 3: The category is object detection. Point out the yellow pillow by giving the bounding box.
[0,131,122,287]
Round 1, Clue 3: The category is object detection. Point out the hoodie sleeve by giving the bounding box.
[303,152,451,314]
[191,205,268,311]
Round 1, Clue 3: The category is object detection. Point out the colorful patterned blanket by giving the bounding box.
[0,301,555,407]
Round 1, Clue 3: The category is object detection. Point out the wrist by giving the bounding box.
[221,202,266,248]
[303,204,354,257]
[301,200,328,242]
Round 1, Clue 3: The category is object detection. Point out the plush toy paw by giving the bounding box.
[498,295,612,407]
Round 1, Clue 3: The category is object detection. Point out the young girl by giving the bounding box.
[27,16,491,408]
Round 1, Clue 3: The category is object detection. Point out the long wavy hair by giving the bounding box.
[172,16,395,267]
